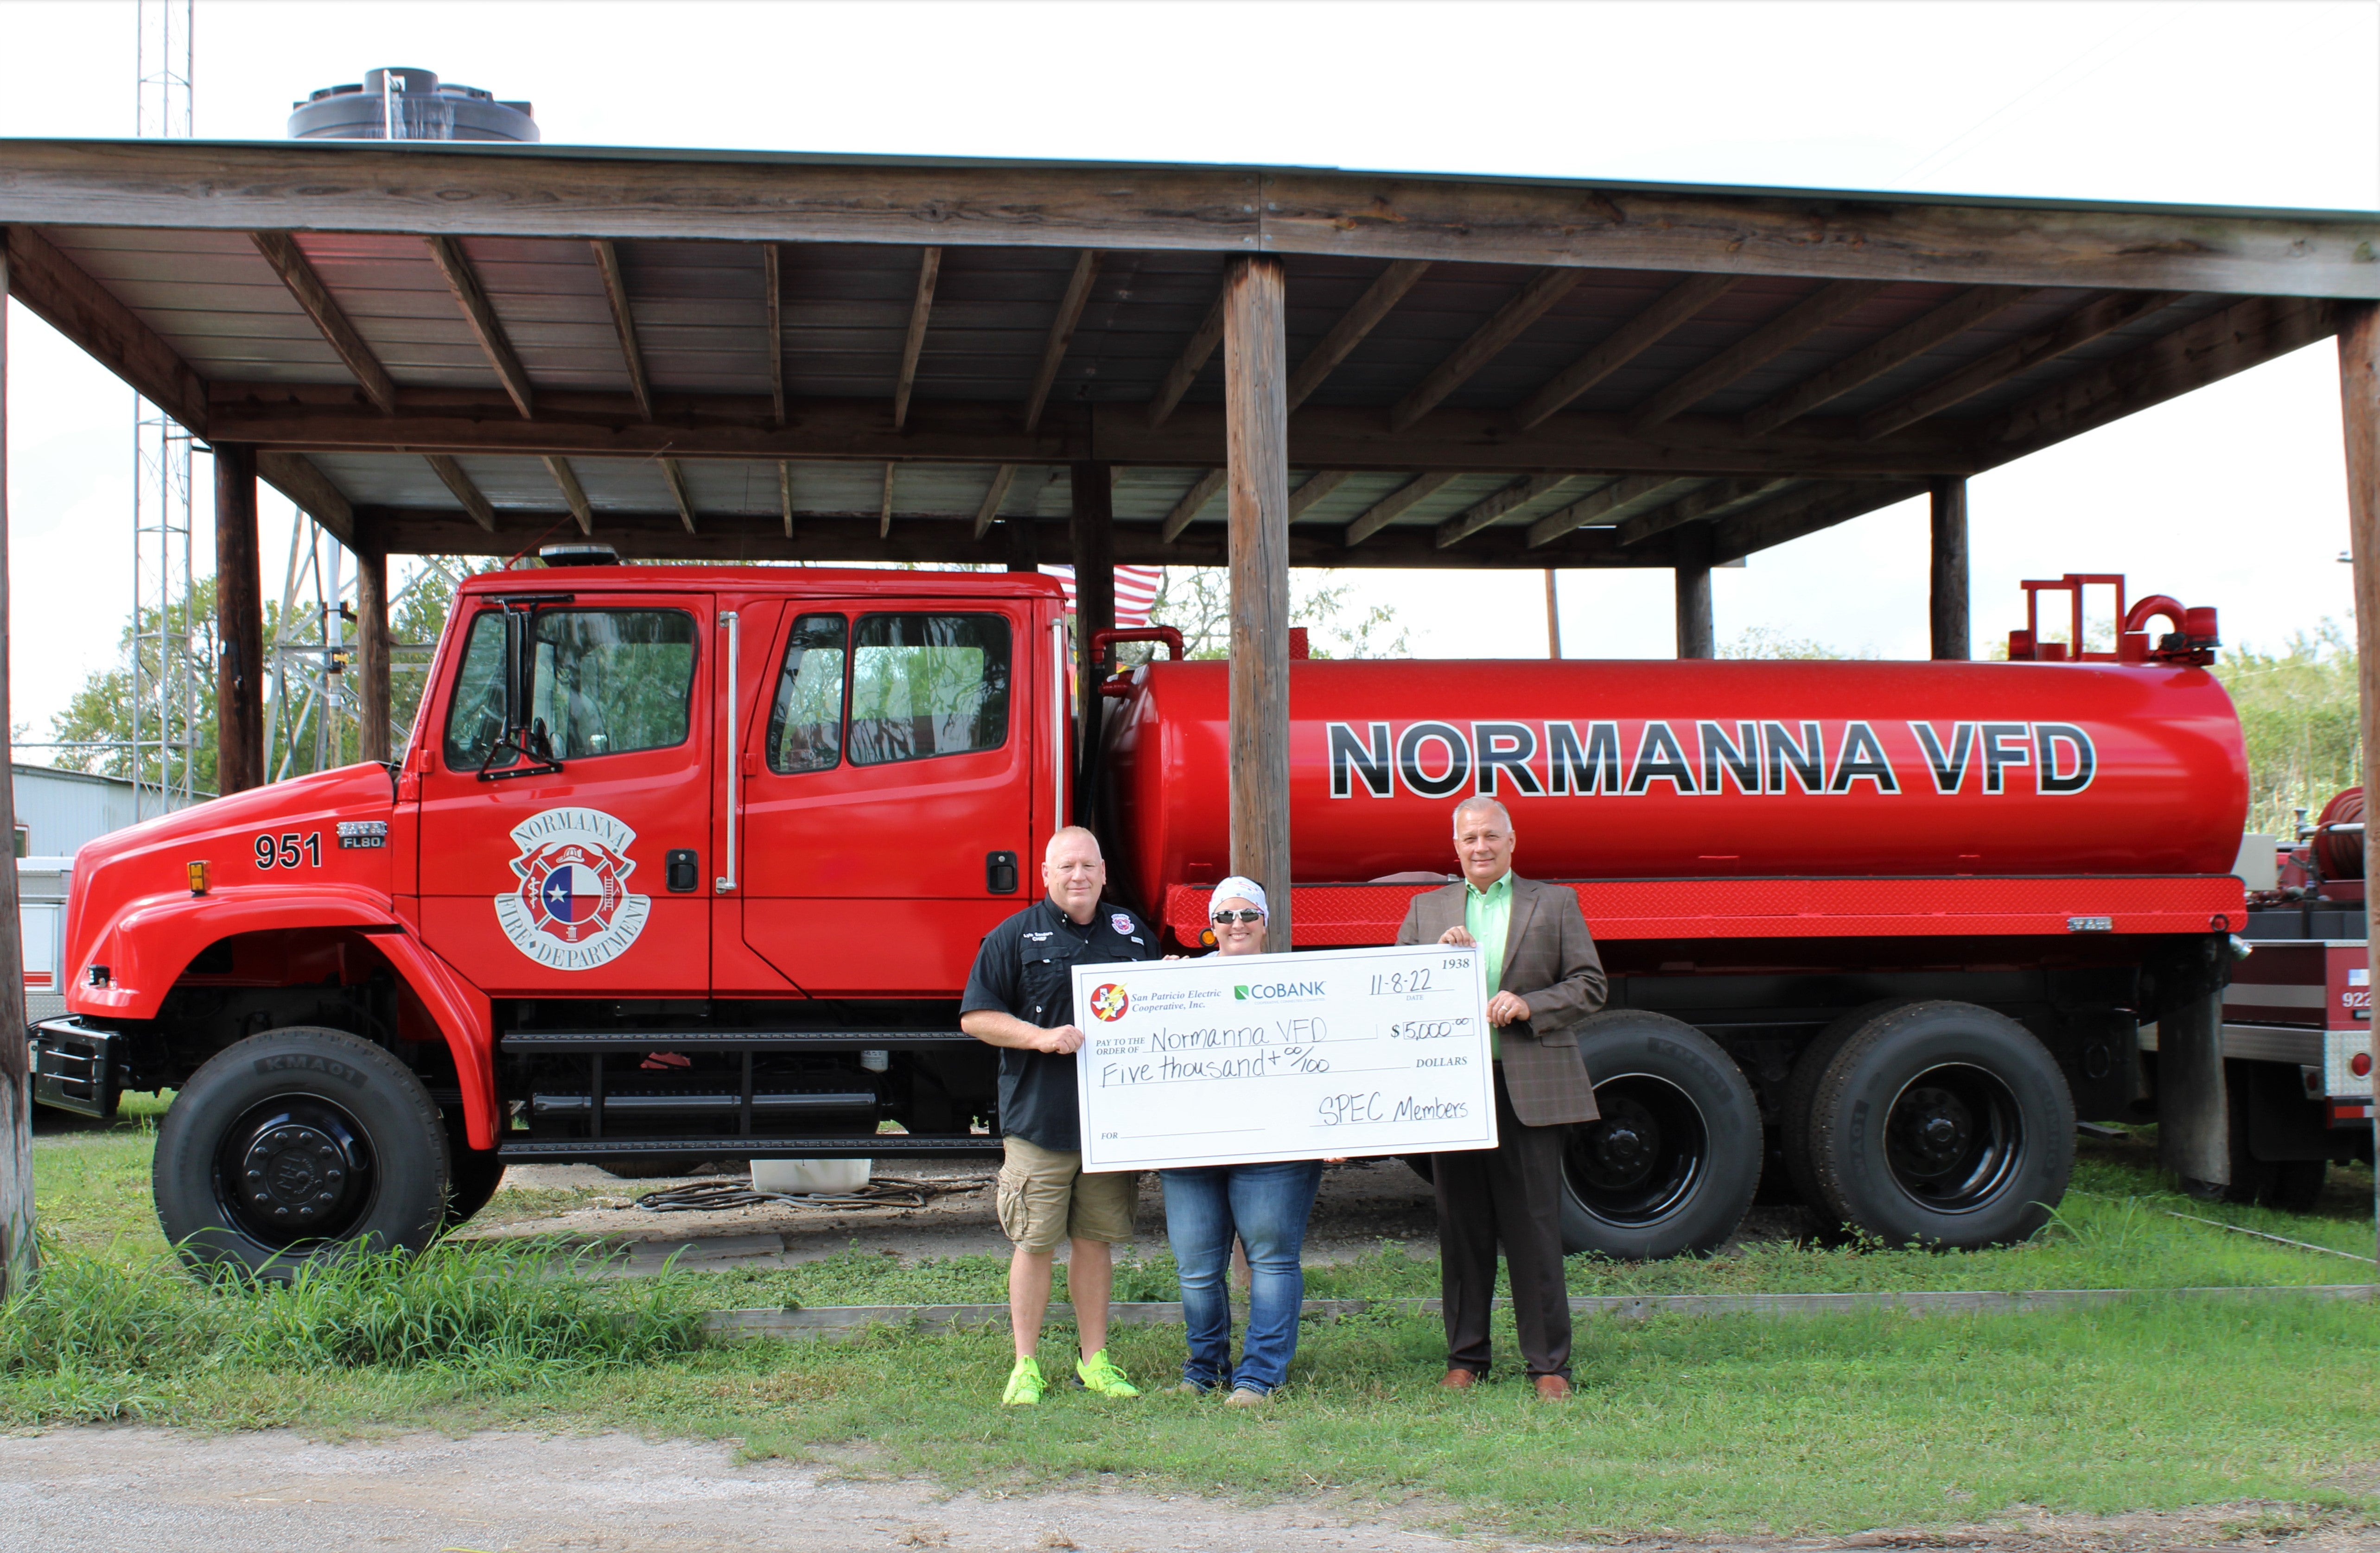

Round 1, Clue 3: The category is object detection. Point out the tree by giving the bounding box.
[2216,621,2361,838]
[1140,567,1411,662]
[47,556,497,789]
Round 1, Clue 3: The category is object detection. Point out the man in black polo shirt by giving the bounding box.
[961,825,1158,1406]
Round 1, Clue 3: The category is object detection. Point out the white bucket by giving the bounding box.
[751,1158,872,1195]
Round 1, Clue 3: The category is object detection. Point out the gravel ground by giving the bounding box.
[3,1428,2372,1552]
[459,1157,1806,1274]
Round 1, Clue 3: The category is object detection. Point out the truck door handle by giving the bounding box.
[667,849,700,893]
[986,851,1019,894]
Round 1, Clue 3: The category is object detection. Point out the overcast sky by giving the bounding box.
[3,0,2377,743]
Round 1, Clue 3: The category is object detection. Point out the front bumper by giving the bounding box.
[28,1016,119,1117]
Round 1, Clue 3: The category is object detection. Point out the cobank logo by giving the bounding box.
[1088,983,1130,1022]
[1235,980,1327,1002]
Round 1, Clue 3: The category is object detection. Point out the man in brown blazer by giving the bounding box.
[1394,795,1606,1398]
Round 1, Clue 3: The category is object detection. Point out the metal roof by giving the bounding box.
[5,138,2374,569]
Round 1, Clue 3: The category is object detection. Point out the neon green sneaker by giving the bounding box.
[1002,1356,1046,1406]
[1076,1349,1140,1398]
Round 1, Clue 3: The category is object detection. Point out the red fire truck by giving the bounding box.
[27,555,2373,1275]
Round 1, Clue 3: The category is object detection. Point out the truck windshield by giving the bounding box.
[443,607,698,771]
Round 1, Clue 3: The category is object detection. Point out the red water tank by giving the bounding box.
[1101,658,2246,903]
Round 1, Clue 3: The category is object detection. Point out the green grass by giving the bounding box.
[18,1105,2379,1537]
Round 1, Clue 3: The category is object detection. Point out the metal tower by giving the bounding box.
[130,0,197,816]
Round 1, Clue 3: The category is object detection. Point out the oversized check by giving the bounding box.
[1070,942,1497,1172]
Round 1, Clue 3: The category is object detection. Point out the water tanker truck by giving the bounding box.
[27,556,2372,1275]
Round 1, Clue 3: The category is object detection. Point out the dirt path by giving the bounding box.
[4,1428,2374,1553]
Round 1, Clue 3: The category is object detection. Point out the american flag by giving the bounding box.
[1044,565,1162,628]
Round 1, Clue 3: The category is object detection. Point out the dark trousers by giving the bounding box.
[1433,1067,1572,1380]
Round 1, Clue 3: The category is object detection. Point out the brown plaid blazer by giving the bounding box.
[1394,874,1606,1128]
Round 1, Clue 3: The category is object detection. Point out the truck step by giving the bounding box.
[496,1135,1000,1160]
[529,1090,877,1116]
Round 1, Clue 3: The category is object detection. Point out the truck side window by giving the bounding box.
[847,613,1011,767]
[442,611,510,771]
[765,614,848,774]
[527,610,698,760]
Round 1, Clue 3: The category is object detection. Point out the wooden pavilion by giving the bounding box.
[0,139,2376,912]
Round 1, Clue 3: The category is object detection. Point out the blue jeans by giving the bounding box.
[1159,1160,1324,1395]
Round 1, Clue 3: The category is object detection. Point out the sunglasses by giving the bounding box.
[1210,909,1264,925]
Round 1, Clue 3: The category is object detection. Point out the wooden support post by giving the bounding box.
[1225,256,1293,949]
[1069,462,1114,824]
[1674,524,1714,660]
[0,243,34,1299]
[2157,986,2230,1197]
[2337,300,2380,1260]
[1929,476,1970,660]
[1545,570,1562,658]
[215,444,266,795]
[353,520,393,765]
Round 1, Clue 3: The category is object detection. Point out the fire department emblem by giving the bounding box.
[493,807,652,970]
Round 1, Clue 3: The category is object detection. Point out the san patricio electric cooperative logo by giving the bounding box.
[1088,984,1130,1022]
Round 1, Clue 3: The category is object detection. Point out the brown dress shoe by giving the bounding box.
[1534,1374,1572,1400]
[1440,1368,1479,1390]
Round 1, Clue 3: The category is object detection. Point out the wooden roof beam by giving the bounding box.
[878,463,895,539]
[894,247,942,431]
[1630,280,1887,430]
[1434,472,1583,550]
[973,463,1018,539]
[255,451,355,546]
[1857,289,2182,440]
[1741,285,2036,437]
[1147,284,1227,428]
[1343,471,1458,547]
[1711,479,1928,563]
[251,230,397,415]
[424,235,534,418]
[1158,467,1226,542]
[1389,268,1582,431]
[1525,475,1691,548]
[1616,476,1793,547]
[1023,250,1100,433]
[4,225,209,433]
[659,456,697,533]
[591,239,655,421]
[1289,259,1432,412]
[542,455,593,535]
[1511,273,1737,431]
[1287,469,1352,522]
[1978,293,2339,470]
[764,245,784,429]
[424,453,495,531]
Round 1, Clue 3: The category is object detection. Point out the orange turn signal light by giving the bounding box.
[1199,927,1217,948]
[187,860,210,896]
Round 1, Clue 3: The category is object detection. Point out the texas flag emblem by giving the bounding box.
[494,807,652,970]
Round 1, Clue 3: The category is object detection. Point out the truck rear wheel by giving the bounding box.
[153,1027,451,1278]
[1559,1012,1762,1260]
[1803,1001,2074,1249]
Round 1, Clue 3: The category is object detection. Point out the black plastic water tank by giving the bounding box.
[288,68,537,142]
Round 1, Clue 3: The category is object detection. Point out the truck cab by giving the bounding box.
[34,557,1076,1273]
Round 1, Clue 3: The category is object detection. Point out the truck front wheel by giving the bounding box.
[1802,1001,2074,1249]
[1559,1012,1763,1260]
[153,1027,452,1278]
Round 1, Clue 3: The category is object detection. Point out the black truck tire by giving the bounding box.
[1781,999,1911,1212]
[1560,1011,1763,1260]
[1804,1001,2074,1249]
[153,1026,451,1278]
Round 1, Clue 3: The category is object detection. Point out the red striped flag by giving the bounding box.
[1044,565,1161,628]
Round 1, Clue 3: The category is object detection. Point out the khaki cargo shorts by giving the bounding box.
[996,1135,1137,1251]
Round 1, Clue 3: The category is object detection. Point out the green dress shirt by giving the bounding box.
[1465,871,1514,1059]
